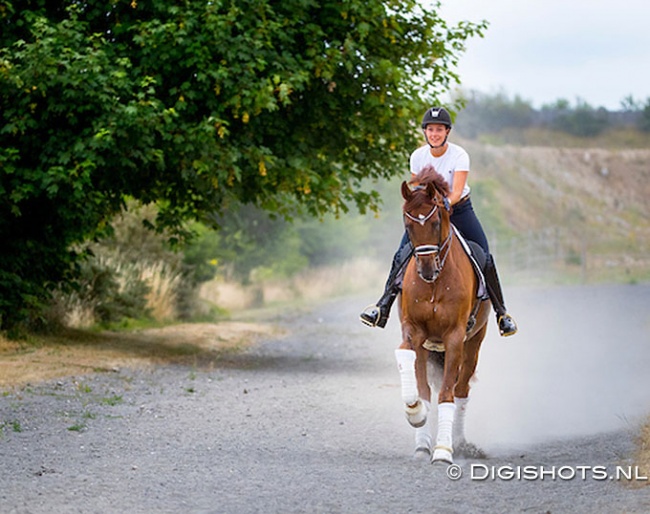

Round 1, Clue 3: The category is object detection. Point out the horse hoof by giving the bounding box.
[405,400,428,428]
[413,447,431,461]
[432,447,453,464]
[407,416,427,428]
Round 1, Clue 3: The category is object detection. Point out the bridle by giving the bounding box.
[404,197,453,283]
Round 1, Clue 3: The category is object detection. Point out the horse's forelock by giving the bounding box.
[403,191,428,213]
[404,165,449,212]
[409,165,451,197]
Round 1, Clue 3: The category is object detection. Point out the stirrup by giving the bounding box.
[359,304,388,328]
[498,314,518,337]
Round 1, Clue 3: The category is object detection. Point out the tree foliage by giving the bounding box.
[0,0,485,330]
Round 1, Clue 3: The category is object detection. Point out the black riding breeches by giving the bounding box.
[450,197,489,255]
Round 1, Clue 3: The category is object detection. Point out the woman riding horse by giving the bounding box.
[360,106,518,337]
[396,166,491,462]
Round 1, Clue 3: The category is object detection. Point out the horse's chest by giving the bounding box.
[405,287,462,329]
[409,294,451,324]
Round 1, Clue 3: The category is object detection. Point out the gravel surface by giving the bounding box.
[1,284,650,513]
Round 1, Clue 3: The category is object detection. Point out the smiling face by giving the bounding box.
[423,123,450,148]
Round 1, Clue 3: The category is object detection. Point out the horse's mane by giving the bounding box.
[404,165,450,212]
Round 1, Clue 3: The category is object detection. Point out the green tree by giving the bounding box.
[455,90,535,138]
[545,98,608,137]
[0,0,485,330]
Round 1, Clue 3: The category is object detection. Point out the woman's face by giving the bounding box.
[424,123,449,147]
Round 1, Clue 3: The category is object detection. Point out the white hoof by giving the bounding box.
[405,399,428,428]
[432,445,453,464]
[413,447,431,461]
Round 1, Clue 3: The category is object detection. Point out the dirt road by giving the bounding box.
[1,284,650,513]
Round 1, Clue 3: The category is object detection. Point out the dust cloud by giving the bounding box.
[461,284,650,449]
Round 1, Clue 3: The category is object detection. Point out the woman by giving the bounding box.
[360,106,518,337]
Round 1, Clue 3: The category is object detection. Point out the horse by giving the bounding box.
[394,165,490,464]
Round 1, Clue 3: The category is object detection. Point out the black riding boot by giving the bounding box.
[360,234,413,328]
[484,254,518,337]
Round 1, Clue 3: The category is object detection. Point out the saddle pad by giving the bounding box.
[451,225,488,300]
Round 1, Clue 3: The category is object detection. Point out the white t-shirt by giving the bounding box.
[409,142,471,198]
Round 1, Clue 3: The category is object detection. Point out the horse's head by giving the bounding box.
[401,166,452,283]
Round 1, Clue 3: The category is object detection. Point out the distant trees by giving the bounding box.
[452,91,535,138]
[456,91,650,138]
[543,99,609,137]
[639,100,650,133]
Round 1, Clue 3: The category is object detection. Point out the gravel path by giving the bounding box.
[1,284,650,513]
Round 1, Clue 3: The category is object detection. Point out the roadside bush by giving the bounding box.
[50,201,197,328]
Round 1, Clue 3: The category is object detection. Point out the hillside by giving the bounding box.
[460,139,650,283]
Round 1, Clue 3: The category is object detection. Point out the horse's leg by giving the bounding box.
[414,411,433,458]
[431,329,465,464]
[453,323,488,457]
[395,346,429,429]
[412,345,433,456]
[453,396,469,447]
[395,322,429,427]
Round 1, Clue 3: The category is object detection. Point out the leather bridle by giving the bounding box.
[404,199,453,283]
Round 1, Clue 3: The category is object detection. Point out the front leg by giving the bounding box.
[395,347,429,428]
[432,329,465,464]
[395,326,429,428]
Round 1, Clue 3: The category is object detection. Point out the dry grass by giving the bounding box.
[62,258,184,329]
[200,257,384,311]
[0,322,278,389]
[635,417,650,487]
[139,260,182,321]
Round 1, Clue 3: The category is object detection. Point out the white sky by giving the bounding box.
[437,0,649,110]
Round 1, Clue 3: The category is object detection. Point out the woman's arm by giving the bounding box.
[449,171,469,205]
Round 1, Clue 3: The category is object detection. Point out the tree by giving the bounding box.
[544,98,608,137]
[0,0,485,330]
[454,90,535,138]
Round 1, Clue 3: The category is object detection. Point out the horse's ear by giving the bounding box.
[426,182,436,199]
[401,181,411,200]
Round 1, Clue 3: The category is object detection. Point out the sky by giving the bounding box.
[436,0,649,110]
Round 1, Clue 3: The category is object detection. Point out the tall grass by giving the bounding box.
[58,255,184,329]
[139,261,183,322]
[200,257,384,311]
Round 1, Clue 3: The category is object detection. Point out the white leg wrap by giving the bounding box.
[453,396,469,444]
[432,402,456,463]
[395,349,418,406]
[405,398,428,428]
[414,401,433,452]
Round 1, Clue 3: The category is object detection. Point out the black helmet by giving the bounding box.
[421,107,452,129]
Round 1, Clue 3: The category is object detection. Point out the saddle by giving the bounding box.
[451,225,489,301]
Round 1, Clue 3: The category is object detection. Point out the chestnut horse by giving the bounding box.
[395,165,490,464]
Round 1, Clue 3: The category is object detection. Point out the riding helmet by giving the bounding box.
[421,107,452,129]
